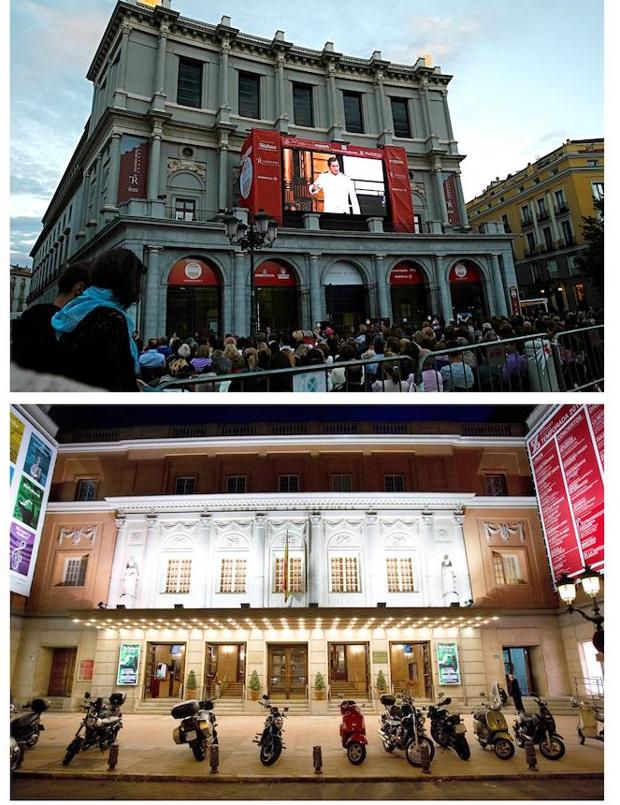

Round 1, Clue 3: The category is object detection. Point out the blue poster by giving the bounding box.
[24,433,52,487]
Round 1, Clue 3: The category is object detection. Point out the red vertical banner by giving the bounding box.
[587,404,604,469]
[238,129,283,224]
[382,145,414,233]
[442,173,461,225]
[509,286,521,315]
[117,135,150,204]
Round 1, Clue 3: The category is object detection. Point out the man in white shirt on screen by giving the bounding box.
[309,156,361,214]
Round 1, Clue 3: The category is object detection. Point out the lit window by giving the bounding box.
[274,556,303,593]
[484,474,508,496]
[592,182,604,202]
[62,556,88,587]
[175,476,196,495]
[386,556,415,592]
[492,552,526,585]
[330,556,360,593]
[384,474,405,493]
[279,475,299,493]
[219,559,247,593]
[164,559,192,594]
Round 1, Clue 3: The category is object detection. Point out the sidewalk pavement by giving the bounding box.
[14,712,603,782]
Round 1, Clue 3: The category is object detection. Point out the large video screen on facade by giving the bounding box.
[10,406,58,596]
[527,404,604,586]
[282,147,387,217]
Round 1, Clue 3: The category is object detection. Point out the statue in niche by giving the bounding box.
[121,556,139,599]
[441,554,458,601]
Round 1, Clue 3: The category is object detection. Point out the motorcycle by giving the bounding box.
[62,692,125,766]
[10,698,50,770]
[428,693,470,760]
[339,699,368,765]
[471,690,515,759]
[254,694,288,766]
[171,698,218,761]
[571,697,604,745]
[378,692,435,767]
[513,693,565,760]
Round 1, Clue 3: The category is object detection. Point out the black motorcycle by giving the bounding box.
[10,698,50,770]
[513,693,565,760]
[171,698,218,761]
[62,692,125,766]
[378,693,435,767]
[254,694,288,766]
[428,693,470,760]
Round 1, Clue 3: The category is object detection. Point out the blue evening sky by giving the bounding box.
[9,0,604,265]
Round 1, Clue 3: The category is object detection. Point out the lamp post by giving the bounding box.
[556,565,604,653]
[223,208,278,337]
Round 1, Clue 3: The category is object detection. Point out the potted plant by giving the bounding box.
[186,670,198,699]
[248,670,261,701]
[375,670,388,698]
[314,672,326,700]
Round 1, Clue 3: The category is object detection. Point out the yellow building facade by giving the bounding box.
[466,138,603,312]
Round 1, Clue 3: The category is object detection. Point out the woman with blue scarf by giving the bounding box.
[52,248,146,391]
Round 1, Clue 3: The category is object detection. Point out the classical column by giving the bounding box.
[217,134,229,210]
[309,512,322,605]
[216,36,232,123]
[432,158,450,227]
[454,171,469,227]
[451,509,473,604]
[433,254,453,322]
[373,253,389,320]
[147,127,162,202]
[108,516,128,607]
[490,253,508,316]
[274,50,288,131]
[372,69,390,137]
[143,246,163,338]
[365,511,381,606]
[442,88,455,141]
[151,21,169,110]
[113,22,132,108]
[90,153,103,225]
[420,76,433,136]
[77,168,90,237]
[308,253,322,326]
[105,132,122,210]
[232,250,247,335]
[197,514,212,607]
[420,511,436,606]
[253,513,267,606]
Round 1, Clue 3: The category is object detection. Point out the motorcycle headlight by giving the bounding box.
[274,716,283,729]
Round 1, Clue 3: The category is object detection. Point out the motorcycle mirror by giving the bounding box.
[284,707,289,712]
[262,694,269,700]
[84,692,91,699]
[201,700,214,711]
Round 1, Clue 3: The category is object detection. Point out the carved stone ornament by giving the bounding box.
[483,522,526,544]
[161,521,198,531]
[213,520,253,539]
[274,533,304,549]
[127,531,144,546]
[161,534,195,550]
[434,527,452,543]
[58,526,98,546]
[167,158,206,179]
[413,182,426,197]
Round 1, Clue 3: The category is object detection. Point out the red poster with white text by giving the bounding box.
[238,129,283,224]
[383,145,414,233]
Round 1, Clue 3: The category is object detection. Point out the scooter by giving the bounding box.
[428,693,470,760]
[10,697,50,768]
[254,694,288,766]
[378,692,435,767]
[471,691,515,759]
[171,698,218,761]
[572,697,604,744]
[339,699,368,764]
[62,692,125,766]
[513,693,565,759]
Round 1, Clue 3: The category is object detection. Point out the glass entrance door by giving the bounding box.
[329,643,370,697]
[390,642,433,699]
[268,645,308,699]
[503,647,534,695]
[204,643,246,698]
[143,643,186,699]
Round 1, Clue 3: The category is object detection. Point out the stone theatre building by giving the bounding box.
[27,0,517,337]
[10,411,600,713]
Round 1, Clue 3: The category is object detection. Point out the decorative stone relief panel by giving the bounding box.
[380,518,418,547]
[268,519,306,546]
[483,522,526,544]
[324,518,364,547]
[167,158,207,180]
[57,526,98,546]
[213,520,253,549]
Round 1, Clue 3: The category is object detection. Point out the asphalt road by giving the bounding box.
[11,775,604,800]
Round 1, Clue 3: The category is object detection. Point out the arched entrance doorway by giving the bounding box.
[255,260,299,332]
[166,257,222,339]
[389,261,430,326]
[324,262,368,332]
[448,260,488,318]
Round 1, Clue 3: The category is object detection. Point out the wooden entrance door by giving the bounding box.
[48,648,77,697]
[268,645,307,699]
[390,642,433,699]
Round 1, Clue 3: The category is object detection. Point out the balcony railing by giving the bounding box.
[536,210,550,222]
[554,202,569,215]
[520,217,534,227]
[165,207,224,224]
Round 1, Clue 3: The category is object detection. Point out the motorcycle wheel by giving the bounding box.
[346,742,366,765]
[62,741,81,767]
[453,735,471,760]
[260,738,282,766]
[26,730,40,748]
[405,736,435,767]
[578,728,586,746]
[191,739,207,762]
[382,740,395,753]
[539,736,565,760]
[493,737,515,760]
[11,742,24,772]
[431,728,448,748]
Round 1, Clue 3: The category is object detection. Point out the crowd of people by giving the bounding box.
[11,249,603,393]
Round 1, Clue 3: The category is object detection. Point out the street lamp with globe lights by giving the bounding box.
[556,565,604,653]
[223,208,278,337]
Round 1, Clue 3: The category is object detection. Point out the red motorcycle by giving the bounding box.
[339,699,367,764]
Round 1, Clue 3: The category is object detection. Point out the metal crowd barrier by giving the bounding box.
[152,326,603,393]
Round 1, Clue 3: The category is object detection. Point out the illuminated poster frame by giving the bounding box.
[436,642,461,685]
[116,643,141,686]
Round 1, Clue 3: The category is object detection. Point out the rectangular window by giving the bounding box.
[63,556,88,587]
[386,556,415,592]
[554,189,567,211]
[238,72,260,119]
[330,556,360,593]
[384,474,405,493]
[492,551,526,585]
[543,226,554,249]
[390,98,411,138]
[226,475,247,494]
[561,219,573,244]
[75,479,97,502]
[592,182,604,202]
[501,214,511,233]
[177,58,203,108]
[174,198,196,222]
[175,476,196,495]
[293,83,314,127]
[526,232,536,252]
[343,91,364,133]
[484,474,508,496]
[413,214,422,234]
[537,197,547,214]
[279,474,299,493]
[587,159,598,167]
[219,558,247,593]
[274,556,303,593]
[164,558,192,594]
[331,473,353,492]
